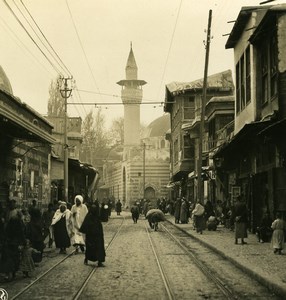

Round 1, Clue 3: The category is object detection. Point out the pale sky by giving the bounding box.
[1,0,285,128]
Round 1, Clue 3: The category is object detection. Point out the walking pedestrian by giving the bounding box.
[71,195,88,253]
[232,195,248,245]
[42,203,55,248]
[0,200,25,281]
[174,198,181,224]
[80,205,106,267]
[180,198,189,224]
[51,202,73,254]
[100,200,109,222]
[26,207,45,258]
[192,202,205,234]
[131,203,140,223]
[271,212,286,255]
[115,199,122,216]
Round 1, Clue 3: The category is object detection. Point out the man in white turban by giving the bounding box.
[71,195,88,253]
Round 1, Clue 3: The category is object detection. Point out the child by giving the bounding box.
[19,239,41,277]
[271,212,286,255]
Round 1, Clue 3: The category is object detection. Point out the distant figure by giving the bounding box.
[80,205,106,267]
[115,200,122,216]
[192,202,205,234]
[131,203,140,223]
[28,199,41,218]
[71,195,88,253]
[19,239,41,278]
[256,212,272,243]
[180,198,189,224]
[271,212,286,255]
[100,201,109,222]
[42,203,55,248]
[51,202,73,254]
[232,196,248,245]
[174,198,181,224]
[26,206,45,257]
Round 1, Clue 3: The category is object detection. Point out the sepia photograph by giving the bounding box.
[0,0,286,299]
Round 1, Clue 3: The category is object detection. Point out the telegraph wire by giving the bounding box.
[72,82,88,115]
[65,0,101,96]
[2,0,62,75]
[0,16,53,77]
[19,0,72,76]
[75,88,164,103]
[11,0,69,77]
[155,0,183,101]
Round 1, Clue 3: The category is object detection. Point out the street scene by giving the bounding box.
[1,0,286,299]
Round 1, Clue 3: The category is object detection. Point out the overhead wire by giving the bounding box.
[11,0,69,77]
[19,0,72,76]
[65,0,101,97]
[155,0,183,101]
[75,88,164,103]
[0,16,54,77]
[2,0,62,75]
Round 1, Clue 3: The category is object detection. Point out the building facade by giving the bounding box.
[164,70,234,204]
[214,4,286,231]
[0,66,55,209]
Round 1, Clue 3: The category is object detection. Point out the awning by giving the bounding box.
[258,118,286,137]
[98,184,109,190]
[214,120,273,158]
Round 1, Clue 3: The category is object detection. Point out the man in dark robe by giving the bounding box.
[80,205,106,267]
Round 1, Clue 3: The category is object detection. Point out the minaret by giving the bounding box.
[117,43,146,146]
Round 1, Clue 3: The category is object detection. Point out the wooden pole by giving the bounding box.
[197,10,212,204]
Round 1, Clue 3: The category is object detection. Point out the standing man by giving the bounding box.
[71,195,88,253]
[115,199,122,216]
[233,195,248,245]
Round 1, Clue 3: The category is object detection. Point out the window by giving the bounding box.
[236,46,251,114]
[183,96,195,119]
[260,34,278,105]
[174,139,178,163]
[183,135,194,159]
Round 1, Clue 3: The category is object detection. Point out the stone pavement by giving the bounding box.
[165,215,286,298]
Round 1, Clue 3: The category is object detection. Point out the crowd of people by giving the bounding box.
[167,195,286,255]
[0,195,107,282]
[0,194,285,282]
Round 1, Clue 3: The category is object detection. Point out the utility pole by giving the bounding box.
[60,77,72,203]
[143,142,146,199]
[197,10,212,204]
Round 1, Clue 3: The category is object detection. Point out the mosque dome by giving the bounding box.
[143,114,170,138]
[0,66,13,94]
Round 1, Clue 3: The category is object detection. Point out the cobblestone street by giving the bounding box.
[1,211,285,299]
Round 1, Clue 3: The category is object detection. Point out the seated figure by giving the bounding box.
[207,216,217,231]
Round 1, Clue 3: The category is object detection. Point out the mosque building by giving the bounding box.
[100,45,170,207]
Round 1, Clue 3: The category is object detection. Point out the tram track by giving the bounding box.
[9,216,125,300]
[147,221,280,300]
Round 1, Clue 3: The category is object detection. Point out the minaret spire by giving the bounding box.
[117,44,147,146]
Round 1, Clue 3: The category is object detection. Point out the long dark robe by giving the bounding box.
[80,213,106,262]
[53,216,71,249]
[100,206,109,222]
[0,214,25,274]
